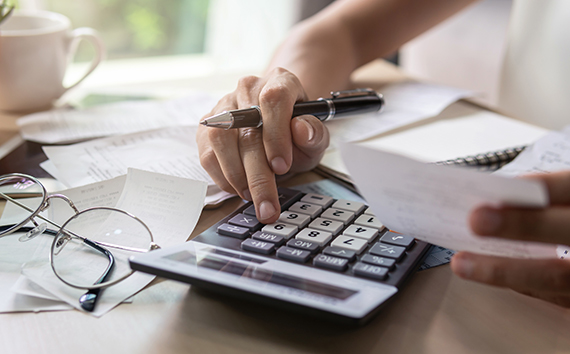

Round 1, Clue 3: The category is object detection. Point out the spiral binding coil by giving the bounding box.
[433,146,526,171]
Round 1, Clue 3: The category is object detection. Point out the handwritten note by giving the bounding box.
[340,143,563,259]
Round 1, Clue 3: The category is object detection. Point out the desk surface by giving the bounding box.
[1,61,570,354]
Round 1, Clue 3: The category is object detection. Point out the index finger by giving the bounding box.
[523,170,570,205]
[258,68,308,175]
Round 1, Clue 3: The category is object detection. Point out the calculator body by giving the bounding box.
[130,188,431,325]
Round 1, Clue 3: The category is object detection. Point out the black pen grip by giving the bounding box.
[292,95,383,121]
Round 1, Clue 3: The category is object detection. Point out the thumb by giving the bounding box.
[289,115,330,173]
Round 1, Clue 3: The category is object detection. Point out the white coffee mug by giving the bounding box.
[0,10,105,112]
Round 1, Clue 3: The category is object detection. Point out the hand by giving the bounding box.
[196,68,330,223]
[451,171,570,307]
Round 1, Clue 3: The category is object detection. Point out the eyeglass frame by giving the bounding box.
[0,173,161,290]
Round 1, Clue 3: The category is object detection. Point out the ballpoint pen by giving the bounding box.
[200,88,384,129]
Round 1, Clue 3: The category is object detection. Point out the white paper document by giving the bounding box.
[326,81,472,147]
[41,126,232,206]
[340,143,563,259]
[17,93,218,144]
[12,168,207,316]
[496,130,570,177]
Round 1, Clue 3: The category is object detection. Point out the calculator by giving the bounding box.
[129,187,431,325]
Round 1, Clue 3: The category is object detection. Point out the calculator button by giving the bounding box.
[287,239,319,254]
[241,239,275,255]
[330,235,368,254]
[228,213,261,230]
[361,254,396,269]
[342,224,378,243]
[353,262,388,280]
[332,199,365,213]
[217,223,250,239]
[276,246,311,263]
[300,193,333,208]
[252,231,284,245]
[295,228,332,246]
[320,208,354,225]
[243,204,257,216]
[278,211,311,228]
[369,243,406,260]
[379,232,415,249]
[288,202,322,218]
[313,254,349,272]
[309,217,343,235]
[277,188,304,211]
[353,215,385,230]
[262,223,298,239]
[322,246,356,262]
[363,207,376,216]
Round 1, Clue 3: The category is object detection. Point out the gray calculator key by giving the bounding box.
[217,223,249,239]
[228,213,261,230]
[295,228,332,246]
[262,223,298,239]
[353,262,389,280]
[277,188,304,211]
[332,199,365,213]
[354,214,385,230]
[343,224,378,243]
[321,208,354,224]
[363,207,376,216]
[252,231,284,245]
[369,243,406,260]
[361,254,396,269]
[278,211,311,228]
[380,232,415,249]
[323,246,356,261]
[309,217,344,235]
[300,193,333,208]
[289,202,322,218]
[313,254,349,272]
[241,239,275,255]
[276,246,311,263]
[243,204,257,216]
[287,239,319,253]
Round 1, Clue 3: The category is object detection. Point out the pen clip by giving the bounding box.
[330,88,378,99]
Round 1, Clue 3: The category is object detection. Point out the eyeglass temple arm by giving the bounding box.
[79,238,115,312]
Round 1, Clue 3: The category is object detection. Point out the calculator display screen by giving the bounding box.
[164,250,358,300]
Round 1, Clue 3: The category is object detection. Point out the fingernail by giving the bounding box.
[259,201,277,220]
[297,116,315,142]
[472,208,502,235]
[242,189,252,201]
[452,256,474,278]
[271,157,288,175]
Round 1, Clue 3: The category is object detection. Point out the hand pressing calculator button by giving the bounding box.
[130,187,431,325]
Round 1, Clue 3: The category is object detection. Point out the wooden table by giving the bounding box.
[1,61,570,354]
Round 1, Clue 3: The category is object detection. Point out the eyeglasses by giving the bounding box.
[0,173,160,311]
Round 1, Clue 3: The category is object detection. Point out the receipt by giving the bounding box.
[340,143,562,259]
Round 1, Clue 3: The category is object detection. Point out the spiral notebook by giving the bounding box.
[314,146,527,194]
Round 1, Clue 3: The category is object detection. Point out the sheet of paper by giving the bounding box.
[326,81,472,148]
[17,93,218,144]
[41,126,232,206]
[340,143,563,259]
[496,130,570,177]
[17,168,207,316]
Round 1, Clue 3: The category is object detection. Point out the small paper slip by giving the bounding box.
[340,143,562,259]
[41,125,232,206]
[326,81,472,147]
[16,168,207,316]
[17,92,219,144]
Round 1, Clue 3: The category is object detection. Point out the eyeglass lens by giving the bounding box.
[0,175,45,237]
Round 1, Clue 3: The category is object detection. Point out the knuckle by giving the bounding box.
[259,85,295,108]
[239,128,263,151]
[237,75,260,91]
[247,174,275,194]
[198,149,218,171]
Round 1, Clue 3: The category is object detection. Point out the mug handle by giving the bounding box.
[63,27,106,92]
